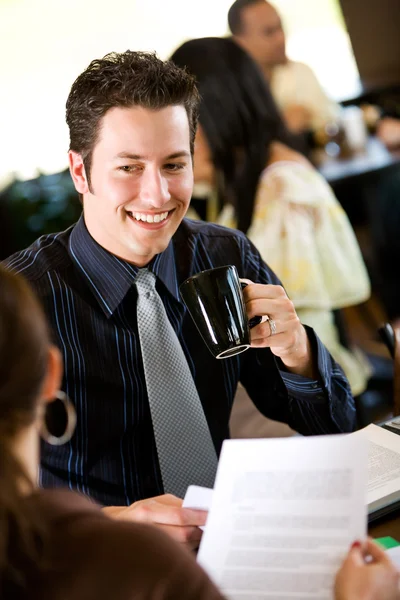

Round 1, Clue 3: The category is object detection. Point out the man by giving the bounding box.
[228,0,340,136]
[4,50,355,550]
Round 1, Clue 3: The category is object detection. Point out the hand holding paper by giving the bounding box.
[105,493,207,550]
[241,282,315,378]
[196,434,367,599]
[335,538,399,600]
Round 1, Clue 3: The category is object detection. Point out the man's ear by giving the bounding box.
[69,150,89,194]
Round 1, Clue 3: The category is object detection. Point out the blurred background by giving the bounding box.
[0,0,376,185]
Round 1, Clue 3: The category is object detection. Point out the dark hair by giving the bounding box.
[66,50,200,188]
[0,265,50,597]
[170,37,294,233]
[228,0,265,35]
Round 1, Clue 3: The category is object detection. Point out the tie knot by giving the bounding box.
[135,269,157,297]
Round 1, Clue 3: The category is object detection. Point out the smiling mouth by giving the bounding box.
[126,210,173,224]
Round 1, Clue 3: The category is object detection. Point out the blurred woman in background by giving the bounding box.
[170,36,371,398]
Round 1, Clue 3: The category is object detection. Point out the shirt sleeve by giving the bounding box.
[296,63,340,129]
[272,61,340,131]
[237,235,357,435]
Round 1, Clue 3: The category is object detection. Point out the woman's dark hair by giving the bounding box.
[170,37,295,233]
[0,265,50,597]
[66,50,200,189]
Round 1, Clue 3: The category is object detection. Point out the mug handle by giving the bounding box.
[240,279,267,329]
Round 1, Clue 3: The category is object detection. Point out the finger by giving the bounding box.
[345,541,365,567]
[245,297,295,322]
[250,320,298,343]
[250,333,286,348]
[159,493,184,507]
[131,500,208,527]
[363,538,391,563]
[155,523,203,549]
[159,494,208,525]
[158,494,210,524]
[242,283,287,303]
[250,319,279,341]
[239,278,254,286]
[250,336,299,354]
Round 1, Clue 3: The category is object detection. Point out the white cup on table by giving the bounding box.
[341,105,368,153]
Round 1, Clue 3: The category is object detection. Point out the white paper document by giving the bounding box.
[358,424,400,514]
[183,485,214,530]
[387,545,400,569]
[183,485,214,511]
[197,434,367,600]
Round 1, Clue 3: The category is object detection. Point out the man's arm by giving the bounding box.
[237,237,356,436]
[274,62,339,134]
[243,282,317,378]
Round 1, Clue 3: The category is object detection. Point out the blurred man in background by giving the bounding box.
[228,0,339,137]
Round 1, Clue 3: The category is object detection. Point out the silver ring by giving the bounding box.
[269,318,277,336]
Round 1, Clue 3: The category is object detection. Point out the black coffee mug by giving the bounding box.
[179,265,261,359]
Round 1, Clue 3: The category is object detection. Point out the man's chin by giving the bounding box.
[128,241,170,265]
[279,53,288,65]
[272,54,287,67]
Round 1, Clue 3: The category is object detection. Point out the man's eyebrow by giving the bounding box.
[165,151,191,160]
[114,152,143,160]
[113,151,191,160]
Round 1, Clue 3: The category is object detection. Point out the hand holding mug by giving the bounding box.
[241,282,316,378]
[180,266,316,378]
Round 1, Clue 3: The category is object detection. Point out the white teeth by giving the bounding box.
[130,211,169,223]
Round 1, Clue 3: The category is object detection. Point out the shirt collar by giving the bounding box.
[69,216,180,317]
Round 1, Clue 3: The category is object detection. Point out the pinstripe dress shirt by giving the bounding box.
[4,216,356,506]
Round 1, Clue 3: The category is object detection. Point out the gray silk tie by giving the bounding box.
[135,269,218,498]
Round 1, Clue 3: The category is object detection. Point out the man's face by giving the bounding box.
[70,105,193,266]
[236,1,286,69]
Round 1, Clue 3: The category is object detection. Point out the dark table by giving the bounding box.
[370,510,400,539]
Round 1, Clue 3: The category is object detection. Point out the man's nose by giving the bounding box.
[139,169,171,208]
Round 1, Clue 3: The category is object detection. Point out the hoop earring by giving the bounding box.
[40,391,77,446]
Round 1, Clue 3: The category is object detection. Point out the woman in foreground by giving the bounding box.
[0,264,221,599]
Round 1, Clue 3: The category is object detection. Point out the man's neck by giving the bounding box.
[261,64,274,81]
[263,56,289,82]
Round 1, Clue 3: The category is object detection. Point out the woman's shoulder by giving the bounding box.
[261,142,334,201]
[255,143,341,213]
[29,489,224,600]
[29,488,105,521]
[27,488,101,524]
[267,141,311,168]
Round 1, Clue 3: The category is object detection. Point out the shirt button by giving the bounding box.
[312,383,318,389]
